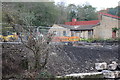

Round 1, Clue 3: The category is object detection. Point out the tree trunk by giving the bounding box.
[34,52,40,70]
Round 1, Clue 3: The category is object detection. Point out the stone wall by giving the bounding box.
[94,15,119,39]
[49,24,71,37]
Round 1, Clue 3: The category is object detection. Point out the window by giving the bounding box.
[71,31,74,36]
[88,31,93,36]
[53,31,57,35]
[63,31,66,36]
[75,31,81,33]
[100,15,102,20]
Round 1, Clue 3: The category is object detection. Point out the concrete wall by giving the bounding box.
[94,15,119,39]
[49,24,71,37]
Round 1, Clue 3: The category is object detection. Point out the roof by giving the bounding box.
[65,20,100,26]
[71,25,97,31]
[99,12,120,19]
[57,24,73,29]
[57,24,98,30]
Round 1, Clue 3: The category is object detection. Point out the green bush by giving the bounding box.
[55,74,104,80]
[83,74,103,78]
[36,71,54,78]
[79,38,104,42]
[80,38,120,43]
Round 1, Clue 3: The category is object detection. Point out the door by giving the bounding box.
[112,31,116,38]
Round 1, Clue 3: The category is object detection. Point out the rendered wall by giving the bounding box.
[94,15,119,39]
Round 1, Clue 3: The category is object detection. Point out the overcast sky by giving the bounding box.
[54,0,120,10]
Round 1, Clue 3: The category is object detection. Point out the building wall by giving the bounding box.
[72,30,93,39]
[71,31,81,37]
[118,22,120,38]
[94,15,119,39]
[49,24,94,39]
[49,24,71,37]
[81,31,88,39]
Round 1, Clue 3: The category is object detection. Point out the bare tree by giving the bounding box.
[14,22,53,72]
[2,3,54,78]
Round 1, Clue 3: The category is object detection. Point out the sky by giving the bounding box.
[54,0,120,11]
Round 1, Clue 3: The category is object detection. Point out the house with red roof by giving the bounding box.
[64,19,100,39]
[65,19,99,26]
[93,12,120,39]
[49,19,100,39]
[49,12,120,40]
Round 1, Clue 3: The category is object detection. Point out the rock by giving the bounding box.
[102,70,120,78]
[108,61,118,70]
[95,62,107,71]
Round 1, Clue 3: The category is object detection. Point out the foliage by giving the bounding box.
[106,38,120,41]
[30,2,58,26]
[79,38,97,42]
[83,74,103,78]
[37,71,54,78]
[2,2,98,27]
[67,4,77,22]
[108,6,120,16]
[112,28,120,32]
[55,74,103,80]
[76,4,98,21]
[55,2,68,24]
[79,37,120,43]
[2,2,58,27]
[66,3,98,22]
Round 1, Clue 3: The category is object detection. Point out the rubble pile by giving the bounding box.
[46,45,118,76]
[95,61,120,78]
[2,43,119,77]
[2,43,29,78]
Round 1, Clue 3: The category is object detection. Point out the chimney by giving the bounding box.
[106,8,109,13]
[72,19,77,22]
[98,13,102,20]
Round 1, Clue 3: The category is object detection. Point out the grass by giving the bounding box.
[79,38,120,43]
[54,74,104,80]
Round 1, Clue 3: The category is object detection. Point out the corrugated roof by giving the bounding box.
[99,12,120,19]
[57,24,98,30]
[57,24,73,29]
[71,25,97,31]
[65,20,100,26]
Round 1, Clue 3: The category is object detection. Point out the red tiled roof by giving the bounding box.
[65,20,100,26]
[99,12,120,19]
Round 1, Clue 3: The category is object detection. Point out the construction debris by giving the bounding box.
[95,62,107,71]
[102,70,120,78]
[95,61,120,78]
